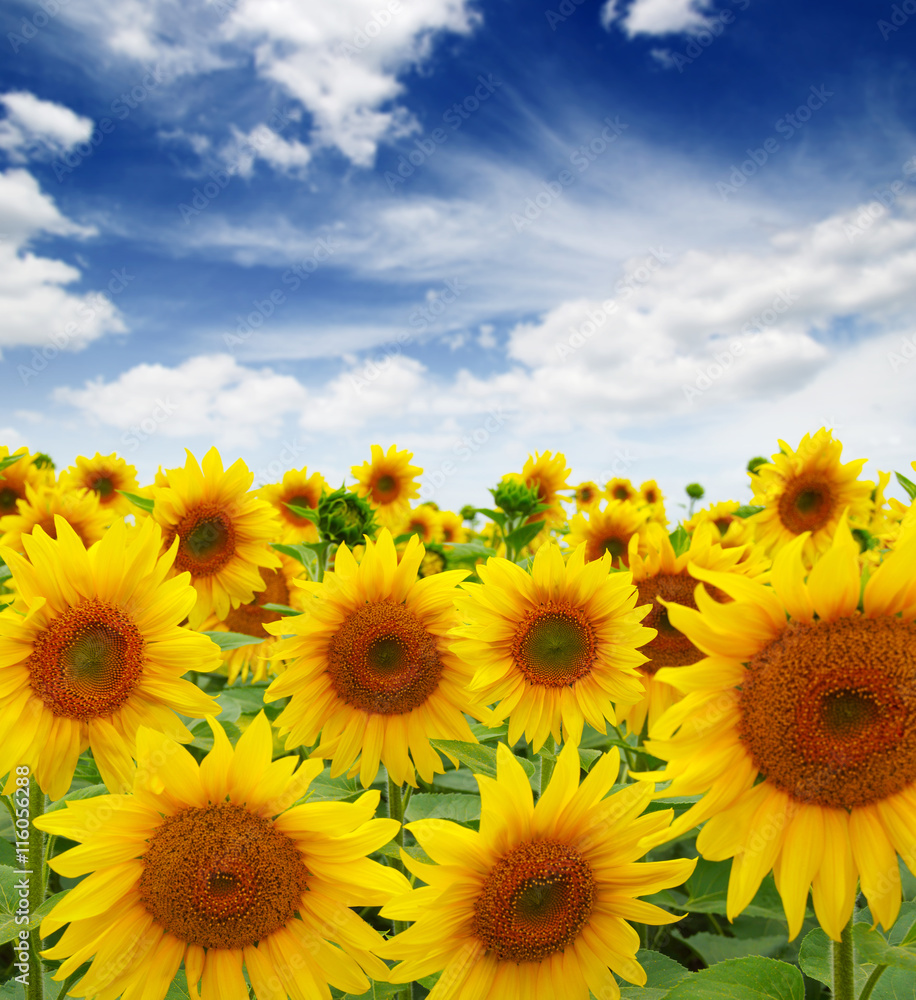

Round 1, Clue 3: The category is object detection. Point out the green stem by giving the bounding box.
[832,914,855,1000]
[610,723,637,776]
[540,736,557,796]
[858,964,888,1000]
[28,777,46,1000]
[386,777,407,876]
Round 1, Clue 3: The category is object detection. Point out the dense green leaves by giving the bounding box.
[663,956,805,999]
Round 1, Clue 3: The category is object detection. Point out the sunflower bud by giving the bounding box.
[489,479,542,519]
[318,485,378,547]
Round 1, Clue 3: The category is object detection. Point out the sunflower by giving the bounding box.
[748,428,873,562]
[685,500,755,549]
[257,466,327,543]
[0,482,110,553]
[380,740,696,999]
[451,542,653,750]
[573,481,603,511]
[399,503,442,544]
[150,448,281,629]
[638,519,916,941]
[264,530,483,788]
[35,714,408,1000]
[512,450,572,528]
[0,516,219,799]
[567,498,651,567]
[606,477,638,503]
[60,452,139,519]
[351,444,422,528]
[619,523,768,737]
[200,556,311,684]
[437,509,468,544]
[0,446,53,518]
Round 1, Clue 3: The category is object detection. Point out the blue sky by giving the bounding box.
[1,0,914,513]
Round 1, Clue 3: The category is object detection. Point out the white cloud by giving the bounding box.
[58,0,481,169]
[226,123,312,179]
[0,169,126,354]
[0,92,94,162]
[602,0,717,36]
[54,354,309,449]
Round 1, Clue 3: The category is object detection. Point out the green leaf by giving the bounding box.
[798,927,869,992]
[283,501,319,524]
[853,914,916,971]
[896,471,916,502]
[405,793,481,823]
[188,719,241,751]
[676,860,789,921]
[218,684,270,714]
[618,949,690,997]
[0,454,26,474]
[271,541,322,568]
[469,721,509,743]
[117,490,154,514]
[28,889,69,930]
[663,956,804,999]
[473,507,507,531]
[442,541,497,564]
[536,745,603,773]
[0,864,25,914]
[306,770,361,801]
[201,630,264,651]
[429,740,535,780]
[668,525,691,556]
[673,930,787,966]
[733,505,765,518]
[261,602,302,616]
[504,519,546,553]
[45,783,109,814]
[163,979,192,1000]
[0,565,11,583]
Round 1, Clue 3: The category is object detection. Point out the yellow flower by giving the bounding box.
[748,428,873,562]
[200,556,310,684]
[351,444,422,528]
[0,482,110,553]
[0,517,219,798]
[257,465,326,543]
[399,503,442,544]
[451,542,653,750]
[685,500,755,549]
[380,741,696,1000]
[619,523,769,737]
[60,452,139,519]
[35,715,408,1000]
[0,446,53,518]
[606,477,638,502]
[437,509,468,544]
[265,530,483,787]
[573,481,603,511]
[515,450,572,527]
[639,519,916,941]
[150,448,281,628]
[567,498,651,567]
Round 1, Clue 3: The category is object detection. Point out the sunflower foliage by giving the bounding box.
[0,435,915,1000]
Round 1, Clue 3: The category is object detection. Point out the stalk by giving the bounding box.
[831,914,855,1000]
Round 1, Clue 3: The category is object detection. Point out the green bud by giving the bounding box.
[685,482,705,501]
[746,456,768,475]
[317,485,378,547]
[489,479,542,518]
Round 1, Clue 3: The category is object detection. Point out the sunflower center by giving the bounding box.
[173,504,236,576]
[613,487,629,500]
[139,802,309,950]
[284,493,317,525]
[512,604,597,687]
[373,474,398,503]
[713,517,732,535]
[602,537,626,559]
[327,600,443,714]
[740,616,916,808]
[636,573,724,675]
[0,486,21,515]
[91,476,114,498]
[224,568,290,638]
[777,475,836,535]
[474,840,596,962]
[27,600,144,720]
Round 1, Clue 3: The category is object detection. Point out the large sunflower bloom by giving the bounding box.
[380,741,696,1000]
[639,519,916,941]
[264,530,483,787]
[351,444,422,528]
[200,556,310,684]
[150,448,281,629]
[35,714,408,1000]
[257,465,326,543]
[567,498,651,567]
[619,523,769,737]
[748,428,873,562]
[0,446,52,518]
[0,517,219,798]
[0,482,109,552]
[60,452,139,520]
[451,542,653,750]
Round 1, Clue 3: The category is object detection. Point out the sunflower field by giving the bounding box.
[1,429,915,1000]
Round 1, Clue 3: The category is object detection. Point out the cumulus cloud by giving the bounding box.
[0,92,94,162]
[602,0,717,36]
[54,354,309,449]
[0,169,126,355]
